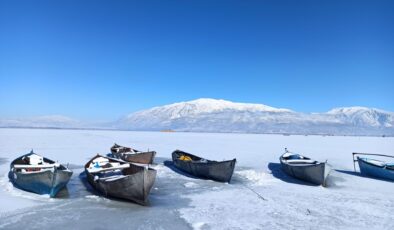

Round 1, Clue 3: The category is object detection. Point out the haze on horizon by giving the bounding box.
[0,0,393,120]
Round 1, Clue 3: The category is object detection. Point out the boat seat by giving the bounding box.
[286,159,317,164]
[103,175,127,182]
[282,153,307,160]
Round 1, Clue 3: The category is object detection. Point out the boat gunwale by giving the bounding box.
[84,154,155,179]
[10,152,71,173]
[357,157,394,171]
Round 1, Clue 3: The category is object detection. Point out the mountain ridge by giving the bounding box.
[1,98,393,136]
[116,98,394,136]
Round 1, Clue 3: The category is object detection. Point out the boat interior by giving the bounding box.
[282,153,318,165]
[176,151,209,163]
[112,144,134,154]
[361,157,394,170]
[87,156,150,181]
[12,154,64,173]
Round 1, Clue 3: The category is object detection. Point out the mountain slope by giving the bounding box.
[116,99,394,136]
[1,99,393,136]
[326,107,394,128]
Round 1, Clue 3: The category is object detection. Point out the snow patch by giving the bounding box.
[191,222,207,230]
[184,182,199,188]
[179,188,268,229]
[85,195,101,200]
[235,169,273,186]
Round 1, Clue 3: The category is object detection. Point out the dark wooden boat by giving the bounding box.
[9,151,73,197]
[84,154,156,205]
[353,152,394,181]
[172,150,236,183]
[280,149,331,186]
[110,143,156,164]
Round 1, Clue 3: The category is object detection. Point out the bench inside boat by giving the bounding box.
[86,156,150,181]
[282,153,318,165]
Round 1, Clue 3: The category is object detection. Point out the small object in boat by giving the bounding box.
[179,155,192,161]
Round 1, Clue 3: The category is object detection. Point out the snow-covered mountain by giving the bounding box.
[116,98,394,136]
[1,99,393,136]
[326,107,394,128]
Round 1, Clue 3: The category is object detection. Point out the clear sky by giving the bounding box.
[0,0,393,120]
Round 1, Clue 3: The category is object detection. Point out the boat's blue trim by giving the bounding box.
[12,180,55,196]
[358,157,394,181]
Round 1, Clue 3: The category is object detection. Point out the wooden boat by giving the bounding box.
[84,154,156,205]
[110,143,156,164]
[353,152,394,181]
[9,151,73,197]
[172,150,236,183]
[280,149,331,186]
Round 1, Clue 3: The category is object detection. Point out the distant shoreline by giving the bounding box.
[0,126,392,138]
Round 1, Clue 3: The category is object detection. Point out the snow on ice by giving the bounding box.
[0,128,393,229]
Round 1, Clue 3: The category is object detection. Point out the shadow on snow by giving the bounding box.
[0,157,8,166]
[336,169,394,183]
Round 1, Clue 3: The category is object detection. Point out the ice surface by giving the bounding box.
[0,128,394,229]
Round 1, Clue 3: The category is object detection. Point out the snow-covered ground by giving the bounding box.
[0,128,393,229]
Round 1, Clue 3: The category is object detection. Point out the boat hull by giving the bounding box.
[172,151,236,183]
[280,158,330,186]
[86,163,157,205]
[115,151,156,164]
[9,169,72,197]
[357,157,394,181]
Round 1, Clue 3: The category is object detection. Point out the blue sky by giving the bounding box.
[0,0,393,120]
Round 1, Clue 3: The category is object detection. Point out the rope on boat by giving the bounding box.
[306,209,311,215]
[240,182,267,201]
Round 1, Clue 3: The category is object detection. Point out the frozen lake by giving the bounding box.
[0,128,393,229]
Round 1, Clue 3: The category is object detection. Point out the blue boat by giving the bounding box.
[353,153,394,181]
[9,151,73,197]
